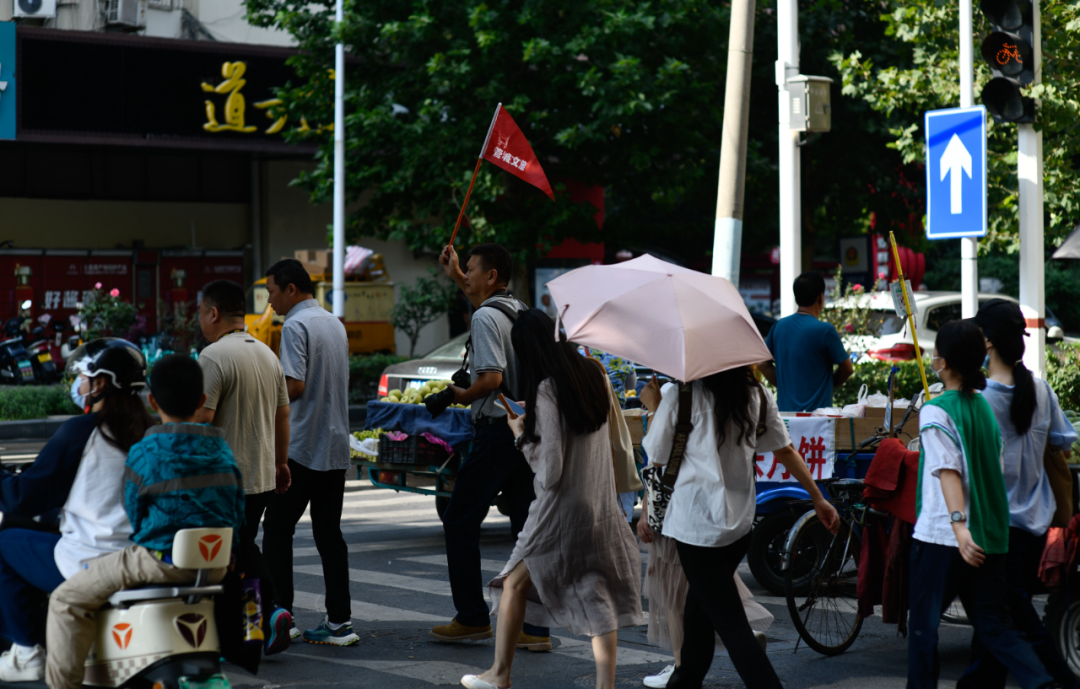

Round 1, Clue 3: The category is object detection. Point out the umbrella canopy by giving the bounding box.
[1053,223,1080,259]
[546,254,771,382]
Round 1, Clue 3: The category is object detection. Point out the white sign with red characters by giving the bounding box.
[755,416,835,483]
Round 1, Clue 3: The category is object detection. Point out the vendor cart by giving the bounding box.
[354,401,476,517]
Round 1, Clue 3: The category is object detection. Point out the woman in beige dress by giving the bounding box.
[461,309,644,689]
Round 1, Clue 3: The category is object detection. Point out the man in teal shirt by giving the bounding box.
[760,272,853,412]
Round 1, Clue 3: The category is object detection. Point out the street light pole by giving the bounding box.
[1018,0,1045,377]
[331,0,346,319]
[777,0,800,317]
[959,0,978,319]
[711,0,756,288]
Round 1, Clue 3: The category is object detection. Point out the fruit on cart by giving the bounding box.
[350,428,386,461]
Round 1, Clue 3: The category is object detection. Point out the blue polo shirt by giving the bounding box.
[765,313,849,412]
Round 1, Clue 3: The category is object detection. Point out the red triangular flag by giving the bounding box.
[481,105,554,200]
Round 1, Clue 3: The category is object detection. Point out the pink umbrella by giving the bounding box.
[545,254,770,381]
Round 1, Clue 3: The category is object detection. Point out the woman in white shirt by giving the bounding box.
[641,366,838,689]
[963,300,1077,688]
[0,339,152,683]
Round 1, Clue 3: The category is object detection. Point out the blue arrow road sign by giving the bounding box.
[924,105,987,240]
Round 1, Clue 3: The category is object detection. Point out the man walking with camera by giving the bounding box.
[426,243,550,651]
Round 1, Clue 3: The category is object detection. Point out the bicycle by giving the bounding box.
[779,394,969,656]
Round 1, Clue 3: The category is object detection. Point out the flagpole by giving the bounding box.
[448,104,502,248]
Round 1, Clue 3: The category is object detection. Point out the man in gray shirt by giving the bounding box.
[261,259,357,647]
[428,243,548,650]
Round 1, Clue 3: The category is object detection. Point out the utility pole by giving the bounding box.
[331,0,346,318]
[711,0,756,288]
[777,0,800,317]
[1018,0,1044,377]
[959,0,979,319]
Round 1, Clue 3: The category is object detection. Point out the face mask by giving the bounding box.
[931,357,945,382]
[70,377,87,411]
[983,354,991,369]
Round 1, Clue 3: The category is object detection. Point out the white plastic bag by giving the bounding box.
[842,384,869,417]
[866,391,891,408]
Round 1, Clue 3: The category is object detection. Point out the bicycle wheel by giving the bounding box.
[785,515,863,655]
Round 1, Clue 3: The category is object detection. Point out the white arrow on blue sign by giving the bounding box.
[924,105,987,240]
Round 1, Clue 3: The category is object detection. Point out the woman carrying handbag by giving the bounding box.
[639,367,838,689]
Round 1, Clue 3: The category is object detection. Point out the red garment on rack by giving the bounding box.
[862,438,920,525]
[856,439,919,635]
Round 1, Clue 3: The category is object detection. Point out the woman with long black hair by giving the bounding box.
[907,319,1059,689]
[0,339,153,682]
[460,309,643,689]
[958,300,1077,688]
[640,363,838,689]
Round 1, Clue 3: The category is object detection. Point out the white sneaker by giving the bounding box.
[643,663,676,688]
[0,644,45,682]
[755,631,768,652]
[289,626,302,641]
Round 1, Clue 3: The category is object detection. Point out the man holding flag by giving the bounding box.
[426,105,555,650]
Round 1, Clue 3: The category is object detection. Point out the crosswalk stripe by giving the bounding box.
[280,651,486,686]
[401,554,507,573]
[293,589,445,622]
[295,564,454,596]
[290,534,511,558]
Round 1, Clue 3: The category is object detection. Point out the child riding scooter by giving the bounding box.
[45,354,245,689]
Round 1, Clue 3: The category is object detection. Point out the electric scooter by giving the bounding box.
[25,324,60,384]
[83,528,234,689]
[0,318,36,385]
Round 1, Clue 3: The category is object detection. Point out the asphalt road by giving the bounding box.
[0,470,1037,689]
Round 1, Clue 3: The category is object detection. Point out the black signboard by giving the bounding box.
[14,27,317,153]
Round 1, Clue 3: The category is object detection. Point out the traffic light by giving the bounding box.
[979,0,1035,123]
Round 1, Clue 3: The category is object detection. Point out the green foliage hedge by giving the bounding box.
[833,347,1080,412]
[348,353,410,405]
[0,385,81,421]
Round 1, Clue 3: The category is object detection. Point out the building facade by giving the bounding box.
[0,4,449,355]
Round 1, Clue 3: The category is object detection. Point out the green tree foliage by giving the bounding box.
[830,0,1080,250]
[391,269,457,357]
[245,0,736,254]
[243,0,920,265]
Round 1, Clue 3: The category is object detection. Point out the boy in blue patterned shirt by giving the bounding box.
[44,355,244,689]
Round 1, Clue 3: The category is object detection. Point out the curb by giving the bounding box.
[0,405,370,441]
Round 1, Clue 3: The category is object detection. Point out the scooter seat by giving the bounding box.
[108,584,223,608]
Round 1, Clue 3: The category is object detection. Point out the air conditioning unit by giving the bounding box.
[104,0,144,27]
[14,0,58,18]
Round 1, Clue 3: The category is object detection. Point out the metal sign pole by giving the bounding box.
[331,0,346,318]
[958,0,978,319]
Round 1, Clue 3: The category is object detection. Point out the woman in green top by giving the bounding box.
[907,320,1058,689]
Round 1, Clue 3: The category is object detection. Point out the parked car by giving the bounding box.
[831,291,1066,362]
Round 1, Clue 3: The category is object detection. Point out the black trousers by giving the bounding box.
[668,534,783,689]
[442,423,546,634]
[239,489,277,625]
[263,459,352,624]
[958,527,1075,689]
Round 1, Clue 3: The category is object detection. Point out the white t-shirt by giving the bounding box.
[912,404,1004,548]
[54,427,134,579]
[643,381,791,547]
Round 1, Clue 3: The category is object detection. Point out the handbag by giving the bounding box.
[642,382,770,534]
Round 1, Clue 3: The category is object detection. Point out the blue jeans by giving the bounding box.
[443,423,547,636]
[0,529,64,646]
[959,528,1077,689]
[907,539,1054,689]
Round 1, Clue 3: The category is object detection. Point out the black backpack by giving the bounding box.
[455,296,523,404]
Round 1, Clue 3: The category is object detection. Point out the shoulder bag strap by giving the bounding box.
[659,382,694,491]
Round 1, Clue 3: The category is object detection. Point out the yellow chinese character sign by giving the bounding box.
[202,61,332,136]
